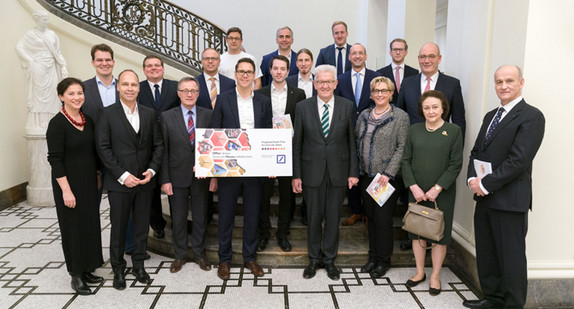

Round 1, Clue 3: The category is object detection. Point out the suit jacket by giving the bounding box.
[260,50,299,87]
[396,72,466,136]
[255,84,306,124]
[293,95,359,187]
[211,90,273,129]
[82,77,118,124]
[196,73,236,110]
[377,64,419,104]
[315,43,352,72]
[285,74,317,97]
[138,79,180,121]
[96,102,164,192]
[159,105,213,187]
[334,68,381,122]
[467,99,545,212]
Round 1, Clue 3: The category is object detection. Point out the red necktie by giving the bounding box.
[424,77,431,92]
[394,66,401,92]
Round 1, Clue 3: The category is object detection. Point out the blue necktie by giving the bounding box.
[154,84,161,109]
[336,47,344,76]
[485,107,504,143]
[354,72,362,106]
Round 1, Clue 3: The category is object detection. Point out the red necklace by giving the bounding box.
[61,106,86,127]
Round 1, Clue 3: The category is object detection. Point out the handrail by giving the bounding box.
[37,0,227,74]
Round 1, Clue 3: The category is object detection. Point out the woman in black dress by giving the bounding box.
[46,77,103,295]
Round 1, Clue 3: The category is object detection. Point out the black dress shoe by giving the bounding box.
[360,261,376,273]
[113,271,126,290]
[131,268,151,284]
[257,237,269,252]
[277,238,292,252]
[324,263,340,280]
[81,272,103,284]
[153,229,165,239]
[406,273,426,287]
[70,274,91,295]
[371,264,390,278]
[462,299,496,309]
[429,286,441,296]
[303,262,320,279]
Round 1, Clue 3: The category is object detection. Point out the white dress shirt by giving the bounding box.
[298,73,314,99]
[202,73,220,94]
[271,83,288,117]
[351,67,366,95]
[391,63,405,84]
[236,89,255,129]
[147,79,163,101]
[420,71,439,94]
[317,95,334,129]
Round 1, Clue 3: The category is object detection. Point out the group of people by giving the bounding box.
[46,20,544,309]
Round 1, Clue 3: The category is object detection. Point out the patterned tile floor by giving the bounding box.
[0,197,479,309]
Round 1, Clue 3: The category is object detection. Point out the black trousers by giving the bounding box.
[348,185,363,215]
[108,189,152,270]
[360,175,398,266]
[474,204,528,309]
[258,177,295,240]
[149,185,167,232]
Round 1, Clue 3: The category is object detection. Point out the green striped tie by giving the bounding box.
[321,103,330,138]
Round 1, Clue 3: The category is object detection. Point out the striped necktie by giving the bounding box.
[187,110,195,145]
[321,103,330,138]
[209,77,217,109]
[485,107,504,144]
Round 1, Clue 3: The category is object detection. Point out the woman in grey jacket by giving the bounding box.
[355,76,410,278]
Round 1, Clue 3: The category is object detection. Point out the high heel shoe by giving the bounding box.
[405,273,426,287]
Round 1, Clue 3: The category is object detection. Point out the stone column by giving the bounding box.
[25,132,54,206]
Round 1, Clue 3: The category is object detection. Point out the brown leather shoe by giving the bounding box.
[194,257,212,271]
[342,214,363,226]
[217,262,230,280]
[244,261,264,277]
[170,259,186,273]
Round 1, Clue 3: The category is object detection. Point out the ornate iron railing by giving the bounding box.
[38,0,227,74]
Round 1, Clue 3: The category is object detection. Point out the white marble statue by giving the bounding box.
[16,10,68,134]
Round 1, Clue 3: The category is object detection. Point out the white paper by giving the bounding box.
[365,173,396,207]
[272,115,294,136]
[473,159,492,178]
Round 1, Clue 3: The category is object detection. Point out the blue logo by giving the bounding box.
[277,154,286,164]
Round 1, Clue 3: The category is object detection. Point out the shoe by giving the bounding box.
[462,299,497,309]
[303,262,321,279]
[71,274,92,295]
[81,272,103,284]
[217,262,230,280]
[244,261,264,277]
[371,264,390,278]
[360,261,376,273]
[400,240,412,251]
[170,259,186,273]
[277,238,292,252]
[324,263,340,280]
[429,286,441,296]
[194,257,212,271]
[113,270,126,290]
[257,237,269,252]
[406,273,426,287]
[342,214,363,226]
[131,268,151,284]
[153,229,165,239]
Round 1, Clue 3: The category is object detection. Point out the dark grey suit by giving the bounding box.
[376,64,419,104]
[82,77,117,124]
[286,74,317,97]
[293,95,359,264]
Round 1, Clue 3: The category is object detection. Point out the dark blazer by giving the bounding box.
[396,72,466,136]
[467,100,545,212]
[255,84,306,124]
[315,43,352,72]
[285,74,317,97]
[96,102,164,193]
[211,90,273,129]
[293,95,359,187]
[159,105,213,187]
[377,64,419,103]
[334,68,381,121]
[138,79,180,121]
[195,73,236,110]
[260,50,299,87]
[82,77,117,124]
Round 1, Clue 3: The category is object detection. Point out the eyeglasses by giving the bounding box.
[391,48,406,53]
[314,80,336,86]
[178,89,199,95]
[372,89,392,95]
[418,54,438,60]
[236,70,255,76]
[227,36,242,41]
[202,57,219,62]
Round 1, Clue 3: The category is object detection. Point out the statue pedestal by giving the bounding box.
[25,132,54,207]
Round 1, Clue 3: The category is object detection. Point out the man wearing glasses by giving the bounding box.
[196,48,236,110]
[377,38,419,104]
[396,42,466,136]
[211,58,272,280]
[292,65,359,281]
[219,27,262,89]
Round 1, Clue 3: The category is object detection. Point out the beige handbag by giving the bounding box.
[401,201,444,242]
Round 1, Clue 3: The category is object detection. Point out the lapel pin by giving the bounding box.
[442,131,448,136]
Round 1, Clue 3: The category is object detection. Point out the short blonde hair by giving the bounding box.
[370,76,395,101]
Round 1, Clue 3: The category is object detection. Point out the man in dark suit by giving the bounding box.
[464,65,545,309]
[96,69,164,290]
[286,48,317,99]
[159,77,214,274]
[211,57,272,280]
[138,55,181,240]
[260,26,298,87]
[334,43,381,226]
[292,64,359,281]
[377,38,419,104]
[396,42,466,137]
[316,21,352,76]
[196,48,236,110]
[255,55,306,252]
[82,43,116,125]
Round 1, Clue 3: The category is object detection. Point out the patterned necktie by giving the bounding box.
[321,103,330,138]
[209,77,217,109]
[485,107,504,143]
[154,84,161,108]
[354,72,362,106]
[187,110,195,145]
[424,77,431,93]
[336,47,344,76]
[394,66,401,92]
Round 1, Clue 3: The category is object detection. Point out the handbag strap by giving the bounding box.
[414,200,439,211]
